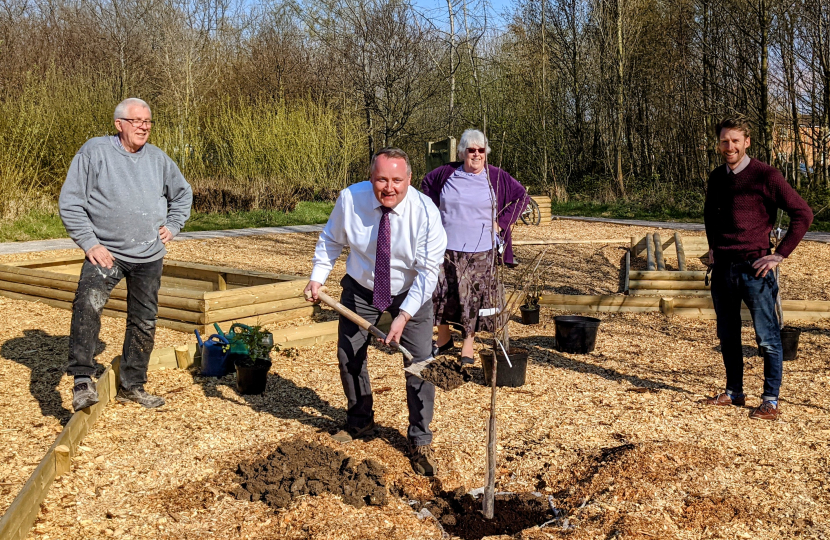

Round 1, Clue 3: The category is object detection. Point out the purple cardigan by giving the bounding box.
[421,163,529,265]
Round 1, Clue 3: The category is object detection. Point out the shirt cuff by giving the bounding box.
[77,236,101,254]
[399,295,421,318]
[309,266,331,285]
[164,223,181,236]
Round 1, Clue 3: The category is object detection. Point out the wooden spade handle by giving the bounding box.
[306,286,413,361]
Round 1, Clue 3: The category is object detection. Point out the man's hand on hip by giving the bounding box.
[159,226,173,244]
[86,244,114,269]
[385,311,411,346]
[303,280,323,302]
[752,253,784,277]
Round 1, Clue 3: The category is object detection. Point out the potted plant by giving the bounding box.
[227,324,276,394]
[519,280,541,325]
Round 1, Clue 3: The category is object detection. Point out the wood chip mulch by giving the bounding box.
[1,220,828,539]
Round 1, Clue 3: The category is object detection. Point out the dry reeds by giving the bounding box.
[0,72,367,219]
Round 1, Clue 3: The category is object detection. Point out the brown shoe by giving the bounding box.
[409,443,436,477]
[331,421,376,443]
[701,392,746,406]
[749,401,779,421]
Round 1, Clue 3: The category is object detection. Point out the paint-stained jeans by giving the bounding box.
[710,260,783,400]
[67,258,163,390]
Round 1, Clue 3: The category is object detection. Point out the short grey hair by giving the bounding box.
[457,129,491,161]
[114,98,151,121]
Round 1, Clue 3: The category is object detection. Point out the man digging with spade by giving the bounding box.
[304,148,447,476]
[702,116,812,420]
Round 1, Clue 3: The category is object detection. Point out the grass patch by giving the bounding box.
[550,200,830,232]
[0,210,67,242]
[0,201,335,243]
[550,201,705,223]
[182,201,334,232]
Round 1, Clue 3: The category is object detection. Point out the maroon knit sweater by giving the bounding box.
[704,158,813,260]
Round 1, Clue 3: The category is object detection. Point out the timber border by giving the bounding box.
[0,255,316,335]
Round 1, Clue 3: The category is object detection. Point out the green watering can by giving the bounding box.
[213,323,275,356]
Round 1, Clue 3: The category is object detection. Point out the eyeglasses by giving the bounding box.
[120,118,154,128]
[466,148,486,154]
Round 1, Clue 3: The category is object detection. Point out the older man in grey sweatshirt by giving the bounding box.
[59,98,192,411]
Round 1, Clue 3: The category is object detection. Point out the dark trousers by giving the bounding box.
[67,258,163,390]
[337,274,436,446]
[710,260,783,400]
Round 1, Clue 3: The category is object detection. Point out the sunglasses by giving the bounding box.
[466,148,486,154]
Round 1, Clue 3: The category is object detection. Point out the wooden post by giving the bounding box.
[217,274,227,291]
[653,233,666,271]
[660,296,675,318]
[107,367,117,403]
[54,445,70,477]
[646,233,655,271]
[483,345,497,520]
[624,249,631,294]
[175,345,192,369]
[675,232,687,271]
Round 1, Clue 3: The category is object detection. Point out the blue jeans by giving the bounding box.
[710,260,783,400]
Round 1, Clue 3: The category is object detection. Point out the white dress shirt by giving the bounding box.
[310,181,447,316]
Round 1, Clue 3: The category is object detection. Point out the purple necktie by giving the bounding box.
[373,206,392,312]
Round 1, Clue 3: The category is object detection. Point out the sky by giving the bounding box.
[409,0,514,30]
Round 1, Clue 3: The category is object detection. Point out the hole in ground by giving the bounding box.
[415,488,555,540]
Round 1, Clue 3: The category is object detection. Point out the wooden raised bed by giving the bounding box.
[0,254,315,335]
[538,293,830,321]
[631,234,710,259]
[531,195,551,222]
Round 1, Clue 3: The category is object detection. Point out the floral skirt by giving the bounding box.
[433,249,503,337]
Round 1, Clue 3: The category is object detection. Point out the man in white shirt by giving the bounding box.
[305,148,447,476]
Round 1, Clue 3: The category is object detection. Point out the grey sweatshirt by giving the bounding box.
[59,136,193,263]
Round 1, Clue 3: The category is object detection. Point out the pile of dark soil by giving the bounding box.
[419,356,471,391]
[232,440,388,509]
[415,488,554,540]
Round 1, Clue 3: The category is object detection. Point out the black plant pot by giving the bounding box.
[780,326,801,361]
[235,357,272,394]
[554,315,601,354]
[479,347,529,387]
[520,304,540,325]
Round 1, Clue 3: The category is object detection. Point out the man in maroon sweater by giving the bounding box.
[703,116,813,420]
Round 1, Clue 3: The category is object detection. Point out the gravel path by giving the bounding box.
[2,217,827,256]
[0,224,325,255]
[551,215,830,243]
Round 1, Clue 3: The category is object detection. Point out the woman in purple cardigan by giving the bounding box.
[421,129,529,364]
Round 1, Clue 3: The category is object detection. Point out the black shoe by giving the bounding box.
[116,386,165,408]
[432,339,455,357]
[72,381,100,412]
[331,421,376,443]
[460,356,475,365]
